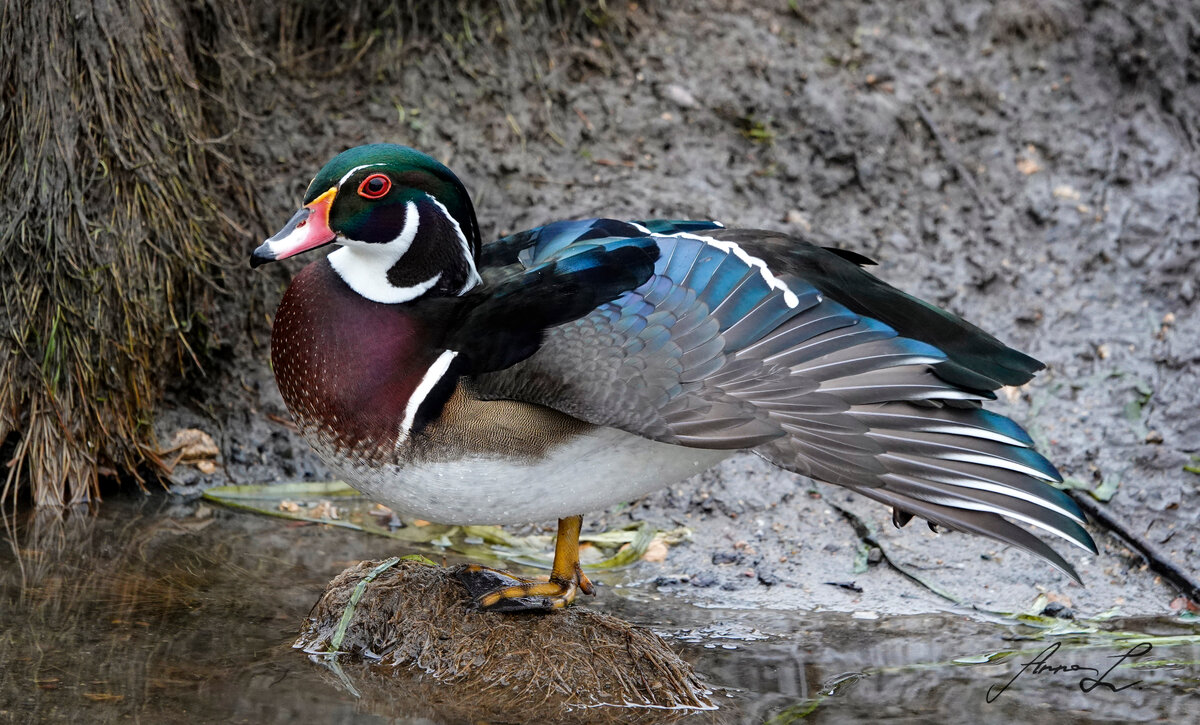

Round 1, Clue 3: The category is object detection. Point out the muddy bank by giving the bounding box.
[161,0,1199,617]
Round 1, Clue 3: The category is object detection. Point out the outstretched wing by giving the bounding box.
[472,219,1095,580]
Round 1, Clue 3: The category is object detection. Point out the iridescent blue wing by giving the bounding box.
[474,220,1095,580]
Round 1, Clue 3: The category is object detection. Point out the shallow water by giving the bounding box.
[1,495,1196,724]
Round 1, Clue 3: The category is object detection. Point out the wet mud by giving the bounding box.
[157,0,1200,618]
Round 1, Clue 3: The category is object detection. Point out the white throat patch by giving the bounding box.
[328,195,481,304]
[328,200,437,304]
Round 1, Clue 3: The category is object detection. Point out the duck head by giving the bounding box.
[252,144,483,304]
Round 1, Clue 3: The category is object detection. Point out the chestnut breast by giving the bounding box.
[270,259,439,457]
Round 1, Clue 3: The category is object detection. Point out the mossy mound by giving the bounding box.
[295,559,714,721]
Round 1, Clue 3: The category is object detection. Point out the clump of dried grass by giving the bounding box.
[0,1,260,506]
[261,0,632,75]
[988,0,1080,42]
[297,559,713,720]
[0,0,634,508]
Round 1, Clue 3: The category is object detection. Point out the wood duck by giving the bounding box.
[252,143,1096,612]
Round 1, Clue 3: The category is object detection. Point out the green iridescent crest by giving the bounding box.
[306,144,480,253]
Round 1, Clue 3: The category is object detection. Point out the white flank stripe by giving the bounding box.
[399,349,459,441]
[425,194,482,294]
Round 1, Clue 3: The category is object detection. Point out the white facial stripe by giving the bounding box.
[329,200,437,304]
[399,349,459,441]
[338,163,386,189]
[425,194,482,294]
[629,223,799,309]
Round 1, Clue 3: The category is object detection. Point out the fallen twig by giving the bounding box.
[266,412,299,432]
[1068,491,1200,604]
[826,498,965,605]
[915,102,992,214]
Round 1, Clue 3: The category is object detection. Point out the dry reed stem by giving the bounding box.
[0,0,632,507]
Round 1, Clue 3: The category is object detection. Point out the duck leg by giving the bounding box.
[456,515,595,612]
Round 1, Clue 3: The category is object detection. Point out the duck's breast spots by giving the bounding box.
[271,259,437,455]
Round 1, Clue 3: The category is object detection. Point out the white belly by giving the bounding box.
[319,426,730,524]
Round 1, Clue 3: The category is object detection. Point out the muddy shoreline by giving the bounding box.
[159,0,1199,618]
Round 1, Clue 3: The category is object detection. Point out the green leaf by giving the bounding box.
[1054,476,1118,502]
[1123,378,1153,440]
[203,481,360,499]
[329,557,401,653]
[588,522,657,570]
[852,542,869,575]
[1091,476,1120,502]
[953,651,1014,665]
[205,481,677,572]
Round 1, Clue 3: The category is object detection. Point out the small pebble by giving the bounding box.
[1041,602,1076,619]
[662,83,697,108]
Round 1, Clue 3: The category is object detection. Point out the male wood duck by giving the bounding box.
[252,143,1096,611]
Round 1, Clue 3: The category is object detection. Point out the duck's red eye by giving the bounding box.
[358,173,391,200]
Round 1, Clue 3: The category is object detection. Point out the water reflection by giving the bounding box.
[0,496,378,724]
[1,495,1197,724]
